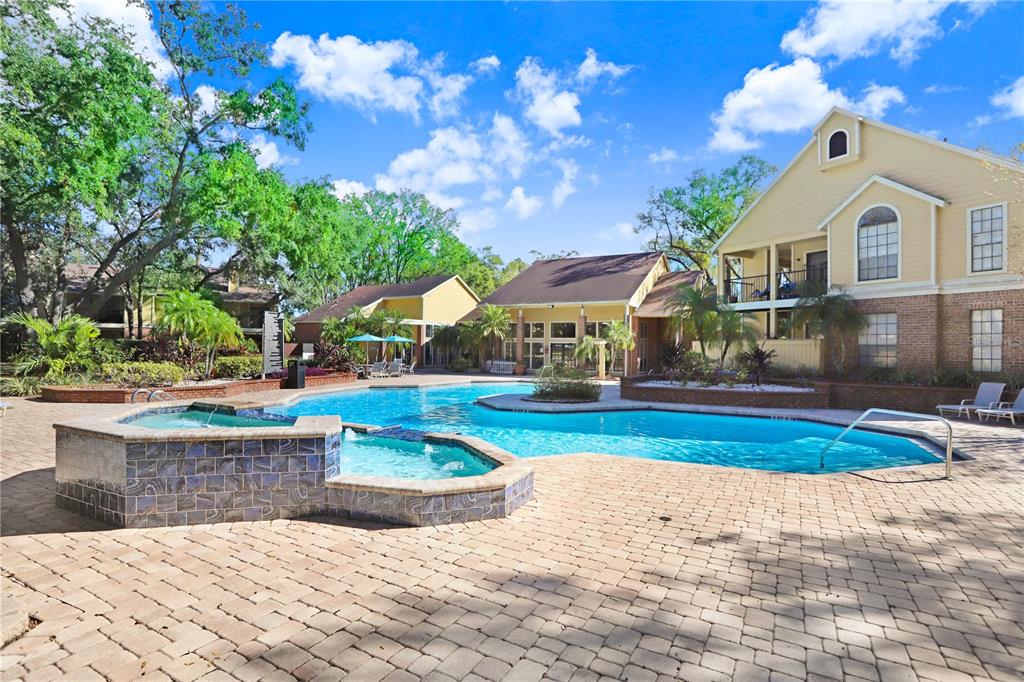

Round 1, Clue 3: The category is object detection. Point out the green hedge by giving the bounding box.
[100,362,186,387]
[214,355,263,379]
[533,365,601,402]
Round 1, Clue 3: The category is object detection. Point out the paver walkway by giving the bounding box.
[2,377,1023,681]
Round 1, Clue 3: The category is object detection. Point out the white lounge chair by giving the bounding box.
[388,360,404,377]
[937,382,1005,420]
[369,362,388,378]
[977,388,1024,425]
[0,402,9,417]
[402,360,416,375]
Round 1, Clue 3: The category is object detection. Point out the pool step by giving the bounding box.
[370,426,436,442]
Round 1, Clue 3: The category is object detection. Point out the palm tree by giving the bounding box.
[713,309,758,368]
[376,308,411,361]
[196,308,245,379]
[7,313,101,379]
[157,290,244,379]
[603,320,635,375]
[476,304,511,363]
[458,322,488,370]
[668,284,720,358]
[574,335,599,370]
[320,317,348,346]
[790,285,867,376]
[429,325,463,365]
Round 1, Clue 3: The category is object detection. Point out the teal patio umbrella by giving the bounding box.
[347,333,384,362]
[381,334,416,361]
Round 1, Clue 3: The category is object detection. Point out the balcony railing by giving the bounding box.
[776,267,827,299]
[726,274,770,304]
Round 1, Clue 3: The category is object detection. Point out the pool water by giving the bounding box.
[338,431,495,479]
[266,383,942,474]
[126,409,294,430]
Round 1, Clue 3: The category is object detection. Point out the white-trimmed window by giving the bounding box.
[971,309,1003,372]
[859,313,898,368]
[969,204,1005,273]
[550,322,576,338]
[827,130,848,159]
[857,206,899,281]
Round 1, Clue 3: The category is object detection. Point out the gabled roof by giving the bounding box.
[634,270,704,317]
[478,252,666,306]
[295,275,470,323]
[711,106,1024,253]
[816,175,947,230]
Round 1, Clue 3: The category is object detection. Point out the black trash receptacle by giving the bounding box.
[287,363,305,389]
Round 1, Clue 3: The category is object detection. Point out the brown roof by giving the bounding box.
[295,275,456,323]
[479,252,665,306]
[634,270,704,317]
[205,274,278,306]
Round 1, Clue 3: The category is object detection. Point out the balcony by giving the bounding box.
[776,266,827,300]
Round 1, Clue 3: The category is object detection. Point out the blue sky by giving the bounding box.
[85,1,1024,261]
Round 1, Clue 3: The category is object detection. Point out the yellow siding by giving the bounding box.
[719,110,1023,287]
[421,278,479,324]
[379,298,423,319]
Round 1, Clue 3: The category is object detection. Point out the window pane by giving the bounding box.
[971,206,1004,272]
[526,322,544,339]
[584,322,597,337]
[859,313,898,368]
[550,322,576,338]
[828,130,848,159]
[971,309,1003,372]
[549,342,576,366]
[857,208,899,281]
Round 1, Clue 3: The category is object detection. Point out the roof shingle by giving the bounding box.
[295,275,455,323]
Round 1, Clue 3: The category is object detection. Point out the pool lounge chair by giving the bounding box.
[402,360,416,375]
[937,382,1005,420]
[976,388,1024,425]
[0,402,9,417]
[369,361,388,378]
[388,360,404,377]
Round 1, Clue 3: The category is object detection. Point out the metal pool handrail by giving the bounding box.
[820,408,953,479]
[147,389,175,402]
[130,388,151,403]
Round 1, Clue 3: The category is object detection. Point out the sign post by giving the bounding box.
[262,310,285,377]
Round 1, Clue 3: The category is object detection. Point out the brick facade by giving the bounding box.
[834,290,1023,375]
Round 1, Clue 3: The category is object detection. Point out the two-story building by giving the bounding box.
[713,107,1022,374]
[294,275,480,366]
[464,252,702,374]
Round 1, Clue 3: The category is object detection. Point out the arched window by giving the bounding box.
[827,130,848,159]
[857,206,899,281]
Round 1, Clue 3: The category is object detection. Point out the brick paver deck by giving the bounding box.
[2,379,1023,681]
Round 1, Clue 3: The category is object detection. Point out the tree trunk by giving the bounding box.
[2,217,37,316]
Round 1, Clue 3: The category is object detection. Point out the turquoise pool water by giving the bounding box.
[339,431,495,479]
[126,409,292,429]
[266,383,941,474]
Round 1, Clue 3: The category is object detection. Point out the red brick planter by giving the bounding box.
[621,374,984,414]
[40,372,358,404]
[621,376,830,409]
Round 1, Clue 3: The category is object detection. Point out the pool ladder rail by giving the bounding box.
[130,388,177,403]
[819,408,953,479]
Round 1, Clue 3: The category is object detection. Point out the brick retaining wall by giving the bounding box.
[621,374,986,413]
[40,372,357,403]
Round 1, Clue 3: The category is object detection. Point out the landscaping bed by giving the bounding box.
[622,374,981,413]
[40,372,357,403]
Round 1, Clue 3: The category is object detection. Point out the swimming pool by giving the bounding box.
[266,383,942,474]
[125,409,294,429]
[339,430,496,479]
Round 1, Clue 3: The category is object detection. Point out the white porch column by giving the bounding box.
[769,242,778,300]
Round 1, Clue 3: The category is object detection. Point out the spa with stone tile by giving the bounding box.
[52,403,533,528]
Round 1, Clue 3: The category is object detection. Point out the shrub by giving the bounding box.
[533,365,601,402]
[0,376,42,396]
[100,362,186,387]
[129,337,204,377]
[447,358,472,372]
[737,343,777,385]
[214,355,263,379]
[658,342,689,372]
[311,342,359,374]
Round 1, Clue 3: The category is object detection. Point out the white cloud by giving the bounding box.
[708,59,905,152]
[551,159,579,208]
[57,0,173,80]
[504,186,543,219]
[924,83,963,94]
[576,48,633,86]
[373,114,533,209]
[249,134,297,169]
[270,32,423,120]
[193,85,220,119]
[648,147,679,165]
[471,55,501,74]
[856,83,907,118]
[514,57,582,136]
[331,179,370,199]
[598,222,636,242]
[991,76,1024,119]
[458,207,498,235]
[781,0,988,66]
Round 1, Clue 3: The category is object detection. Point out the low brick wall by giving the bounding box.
[621,376,830,409]
[41,372,357,403]
[621,375,984,414]
[826,382,978,414]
